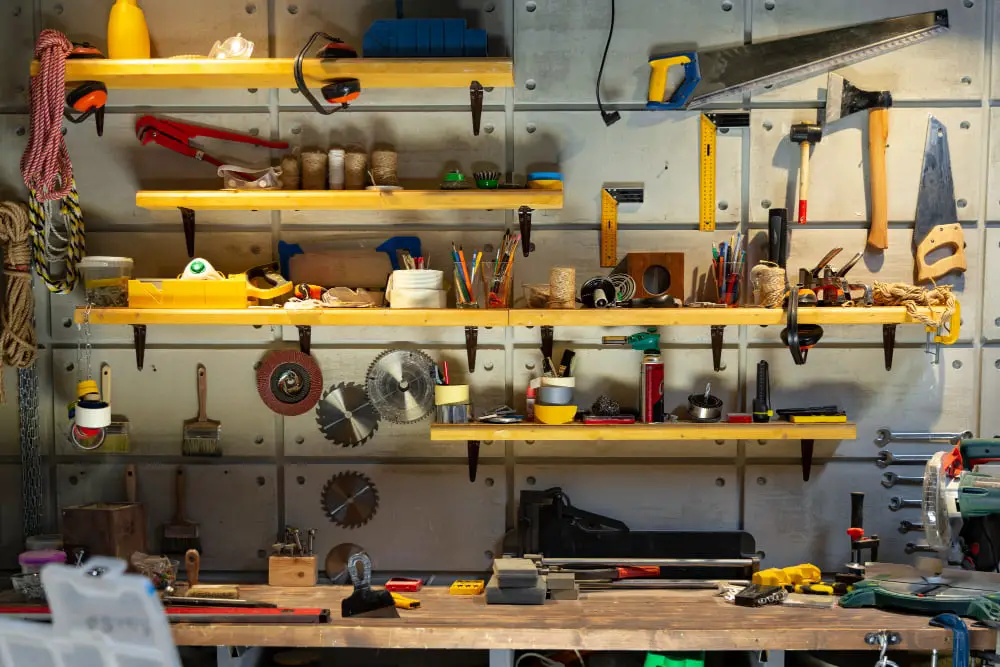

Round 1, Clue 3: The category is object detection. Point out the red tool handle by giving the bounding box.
[615,566,660,579]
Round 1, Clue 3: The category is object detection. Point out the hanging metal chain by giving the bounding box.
[18,364,43,537]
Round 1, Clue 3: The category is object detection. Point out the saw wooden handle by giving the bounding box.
[867,107,889,250]
[915,223,967,283]
[185,549,200,586]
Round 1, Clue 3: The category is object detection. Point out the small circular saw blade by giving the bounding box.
[256,350,323,416]
[365,349,436,424]
[321,471,379,529]
[324,543,366,584]
[315,382,379,447]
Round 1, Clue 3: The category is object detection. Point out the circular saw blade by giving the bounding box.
[324,543,366,584]
[256,350,323,416]
[923,451,953,550]
[315,382,379,447]
[321,471,379,529]
[365,349,436,424]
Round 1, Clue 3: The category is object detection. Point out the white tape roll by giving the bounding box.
[390,289,447,309]
[541,376,576,388]
[435,384,471,405]
[75,401,112,429]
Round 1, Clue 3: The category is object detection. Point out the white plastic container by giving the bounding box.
[78,256,133,307]
[329,148,346,190]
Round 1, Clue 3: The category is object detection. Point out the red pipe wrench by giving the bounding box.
[135,116,288,167]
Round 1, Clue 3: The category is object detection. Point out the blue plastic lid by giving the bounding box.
[527,172,563,181]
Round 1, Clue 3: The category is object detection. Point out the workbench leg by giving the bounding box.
[489,649,515,667]
[216,646,262,667]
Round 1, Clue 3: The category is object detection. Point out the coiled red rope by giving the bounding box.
[21,30,73,202]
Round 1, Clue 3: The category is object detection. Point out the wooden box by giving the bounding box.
[61,502,147,560]
[625,252,685,300]
[268,556,317,587]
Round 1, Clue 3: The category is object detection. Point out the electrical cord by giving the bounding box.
[596,0,620,126]
[515,650,585,667]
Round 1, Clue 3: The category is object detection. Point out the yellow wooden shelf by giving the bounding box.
[135,189,562,212]
[73,308,507,327]
[32,58,515,90]
[508,306,947,327]
[430,422,858,441]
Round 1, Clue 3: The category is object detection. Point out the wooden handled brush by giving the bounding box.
[161,467,201,554]
[182,364,221,457]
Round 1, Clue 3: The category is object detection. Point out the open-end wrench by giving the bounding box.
[874,428,973,448]
[889,496,920,511]
[899,521,924,534]
[905,543,937,555]
[881,471,924,488]
[876,451,933,468]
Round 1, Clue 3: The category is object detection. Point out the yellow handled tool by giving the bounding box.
[390,592,421,610]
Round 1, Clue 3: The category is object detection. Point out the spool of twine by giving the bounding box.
[345,146,368,190]
[371,144,400,187]
[279,153,300,190]
[328,148,345,190]
[548,267,576,309]
[873,281,955,327]
[750,262,785,308]
[301,150,328,191]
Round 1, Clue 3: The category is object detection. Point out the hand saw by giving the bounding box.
[913,116,966,285]
[647,10,948,109]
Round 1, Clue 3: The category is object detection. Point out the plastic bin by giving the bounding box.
[79,257,134,307]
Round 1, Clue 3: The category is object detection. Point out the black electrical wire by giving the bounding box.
[596,0,620,126]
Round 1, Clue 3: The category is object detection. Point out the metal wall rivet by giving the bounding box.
[525,362,535,370]
[15,127,25,137]
[485,477,495,487]
[246,2,256,13]
[762,121,773,131]
[526,123,537,134]
[761,199,772,209]
[960,121,971,129]
[13,6,22,17]
[253,361,261,370]
[62,318,72,328]
[758,439,767,445]
[952,360,963,369]
[994,359,1000,370]
[61,127,67,136]
[254,436,264,444]
[526,1,537,11]
[295,435,305,444]
[250,245,262,255]
[483,361,495,371]
[291,88,300,94]
[764,0,776,9]
[53,4,63,14]
[718,201,729,211]
[526,476,536,486]
[249,128,260,137]
[65,363,74,373]
[484,440,494,445]
[485,86,495,93]
[721,0,733,10]
[248,88,258,94]
[961,76,972,85]
[297,475,306,485]
[957,199,967,208]
[256,476,266,486]
[715,440,725,445]
[715,478,726,487]
[757,477,767,485]
[69,475,78,486]
[485,550,494,559]
[484,123,495,134]
[525,79,537,91]
[485,2,496,12]
[291,126,302,134]
[288,4,298,14]
[964,0,975,7]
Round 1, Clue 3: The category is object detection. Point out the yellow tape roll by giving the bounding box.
[435,384,470,405]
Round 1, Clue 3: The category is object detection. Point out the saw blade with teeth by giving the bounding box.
[315,382,379,447]
[321,471,379,529]
[365,349,436,424]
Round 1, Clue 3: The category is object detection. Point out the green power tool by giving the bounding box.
[601,327,661,351]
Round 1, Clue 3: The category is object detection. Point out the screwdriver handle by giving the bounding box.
[850,492,864,530]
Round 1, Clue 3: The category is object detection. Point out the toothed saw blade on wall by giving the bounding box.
[315,382,379,447]
[321,471,379,529]
[365,349,436,424]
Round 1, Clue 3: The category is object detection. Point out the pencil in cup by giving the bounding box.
[481,261,514,308]
[717,261,744,306]
[454,259,484,307]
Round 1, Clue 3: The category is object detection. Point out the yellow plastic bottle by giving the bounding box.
[107,0,150,59]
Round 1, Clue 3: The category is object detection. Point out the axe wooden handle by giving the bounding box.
[867,107,889,249]
[915,223,966,284]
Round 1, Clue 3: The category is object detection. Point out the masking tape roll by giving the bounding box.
[540,376,576,388]
[75,401,112,429]
[435,384,471,405]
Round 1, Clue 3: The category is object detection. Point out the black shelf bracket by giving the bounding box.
[801,439,814,482]
[467,440,480,482]
[180,207,195,259]
[297,325,311,355]
[518,206,535,257]
[711,325,725,372]
[465,326,479,372]
[882,324,897,371]
[132,325,147,371]
[470,81,484,136]
[540,325,554,365]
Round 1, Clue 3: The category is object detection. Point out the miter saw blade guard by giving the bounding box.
[922,441,1000,559]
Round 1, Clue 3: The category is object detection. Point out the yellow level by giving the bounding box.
[699,114,718,232]
[600,186,644,268]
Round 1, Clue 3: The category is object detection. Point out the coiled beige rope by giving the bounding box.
[872,280,954,327]
[750,262,786,308]
[0,202,37,403]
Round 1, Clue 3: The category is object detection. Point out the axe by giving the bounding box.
[825,74,892,250]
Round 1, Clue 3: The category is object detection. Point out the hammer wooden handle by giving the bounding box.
[798,141,811,224]
[185,549,200,587]
[867,107,889,249]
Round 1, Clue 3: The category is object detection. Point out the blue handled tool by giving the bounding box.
[929,613,968,667]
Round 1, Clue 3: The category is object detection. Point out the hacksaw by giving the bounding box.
[648,10,949,109]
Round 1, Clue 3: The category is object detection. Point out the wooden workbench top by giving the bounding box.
[171,587,995,652]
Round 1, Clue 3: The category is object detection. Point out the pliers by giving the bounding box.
[135,115,289,168]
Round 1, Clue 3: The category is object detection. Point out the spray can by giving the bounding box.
[640,347,664,423]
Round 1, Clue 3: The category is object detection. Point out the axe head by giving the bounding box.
[825,73,892,125]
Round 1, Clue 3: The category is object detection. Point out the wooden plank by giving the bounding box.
[135,189,562,212]
[32,58,515,89]
[168,587,992,651]
[431,423,857,441]
[73,308,508,327]
[508,307,949,327]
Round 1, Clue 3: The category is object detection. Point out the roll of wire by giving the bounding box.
[301,150,328,190]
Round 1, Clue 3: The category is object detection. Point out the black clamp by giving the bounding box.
[540,326,554,365]
[467,441,480,483]
[180,207,196,259]
[518,206,535,257]
[883,324,896,371]
[782,288,823,365]
[465,326,479,372]
[710,325,725,372]
[133,325,147,371]
[470,81,484,137]
[297,326,311,355]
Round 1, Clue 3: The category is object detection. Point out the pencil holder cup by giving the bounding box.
[481,261,513,308]
[454,261,484,308]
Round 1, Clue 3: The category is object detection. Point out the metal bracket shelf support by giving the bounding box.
[883,324,897,371]
[180,207,196,259]
[467,440,480,483]
[297,326,311,355]
[711,325,725,372]
[133,325,146,371]
[470,81,483,136]
[465,326,478,372]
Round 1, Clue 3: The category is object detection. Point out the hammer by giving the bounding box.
[825,73,892,249]
[789,123,822,225]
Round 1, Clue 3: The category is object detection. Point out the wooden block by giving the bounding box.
[546,573,576,590]
[549,588,579,601]
[268,556,318,587]
[188,584,240,599]
[625,252,685,300]
[61,502,147,561]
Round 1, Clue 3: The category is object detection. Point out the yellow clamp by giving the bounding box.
[752,563,821,588]
[926,300,961,346]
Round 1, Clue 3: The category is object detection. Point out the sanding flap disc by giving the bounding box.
[257,350,323,416]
